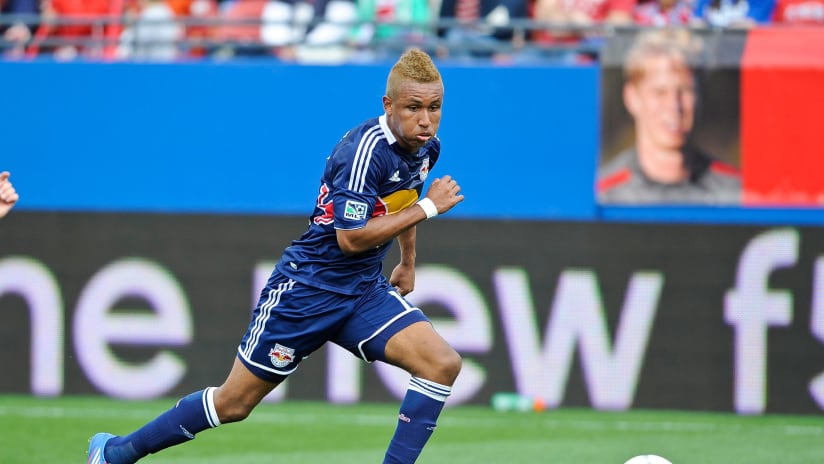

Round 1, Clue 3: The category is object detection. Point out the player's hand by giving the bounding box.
[424,175,464,215]
[0,171,19,218]
[389,262,415,296]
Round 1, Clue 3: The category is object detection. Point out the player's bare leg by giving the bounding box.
[213,357,279,423]
[382,321,462,463]
[385,321,461,384]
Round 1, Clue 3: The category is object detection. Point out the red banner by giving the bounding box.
[741,27,824,206]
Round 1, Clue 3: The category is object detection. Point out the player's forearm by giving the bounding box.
[336,204,427,255]
[397,226,417,266]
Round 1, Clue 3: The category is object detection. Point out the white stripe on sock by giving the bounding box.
[203,387,221,428]
[408,377,451,402]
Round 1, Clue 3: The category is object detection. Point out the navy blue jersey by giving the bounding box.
[276,115,440,296]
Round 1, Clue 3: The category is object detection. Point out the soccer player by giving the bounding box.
[87,48,464,464]
[0,171,19,218]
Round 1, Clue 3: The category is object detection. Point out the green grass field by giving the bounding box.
[1,395,822,463]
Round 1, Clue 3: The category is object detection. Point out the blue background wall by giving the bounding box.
[2,60,821,224]
[1,61,598,220]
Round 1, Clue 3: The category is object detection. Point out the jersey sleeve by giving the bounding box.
[327,139,389,231]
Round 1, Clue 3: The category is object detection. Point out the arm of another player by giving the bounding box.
[336,175,464,255]
[0,171,20,218]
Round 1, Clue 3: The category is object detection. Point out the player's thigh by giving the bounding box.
[332,277,429,363]
[384,321,461,385]
[238,272,353,383]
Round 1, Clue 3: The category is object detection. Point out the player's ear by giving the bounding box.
[382,95,392,115]
[623,82,639,117]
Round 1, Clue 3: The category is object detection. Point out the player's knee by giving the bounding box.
[429,348,462,385]
[443,348,463,383]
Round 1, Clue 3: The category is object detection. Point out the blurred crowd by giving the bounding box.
[0,0,821,63]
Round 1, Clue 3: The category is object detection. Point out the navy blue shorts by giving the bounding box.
[237,269,430,383]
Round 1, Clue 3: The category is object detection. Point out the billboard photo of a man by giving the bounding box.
[597,28,744,206]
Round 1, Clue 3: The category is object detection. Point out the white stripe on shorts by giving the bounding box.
[243,279,294,359]
[356,290,421,362]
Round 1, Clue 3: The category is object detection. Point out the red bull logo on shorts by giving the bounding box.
[269,344,296,368]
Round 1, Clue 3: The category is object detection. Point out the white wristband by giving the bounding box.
[417,198,439,219]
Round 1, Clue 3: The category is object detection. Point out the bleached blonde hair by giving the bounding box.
[386,48,443,99]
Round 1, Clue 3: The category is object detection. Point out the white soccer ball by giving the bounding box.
[623,455,673,464]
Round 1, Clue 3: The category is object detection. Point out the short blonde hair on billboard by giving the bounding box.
[624,29,704,84]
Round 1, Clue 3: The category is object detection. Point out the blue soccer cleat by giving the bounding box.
[87,432,115,464]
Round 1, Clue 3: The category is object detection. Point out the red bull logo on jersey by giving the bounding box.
[269,344,296,368]
[420,157,430,181]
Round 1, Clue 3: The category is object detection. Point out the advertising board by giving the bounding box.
[3,212,823,414]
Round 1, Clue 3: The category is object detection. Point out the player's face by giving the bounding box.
[383,81,443,153]
[624,55,696,152]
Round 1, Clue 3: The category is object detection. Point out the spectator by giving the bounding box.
[256,0,361,63]
[259,0,316,61]
[531,0,636,63]
[0,171,19,218]
[347,0,436,60]
[27,0,122,59]
[692,0,776,27]
[633,0,697,26]
[771,0,824,23]
[436,0,530,61]
[118,0,184,60]
[212,0,269,57]
[294,0,358,63]
[597,28,741,205]
[1,0,39,57]
[166,0,219,57]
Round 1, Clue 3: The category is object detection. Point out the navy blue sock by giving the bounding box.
[383,377,451,464]
[104,387,221,464]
